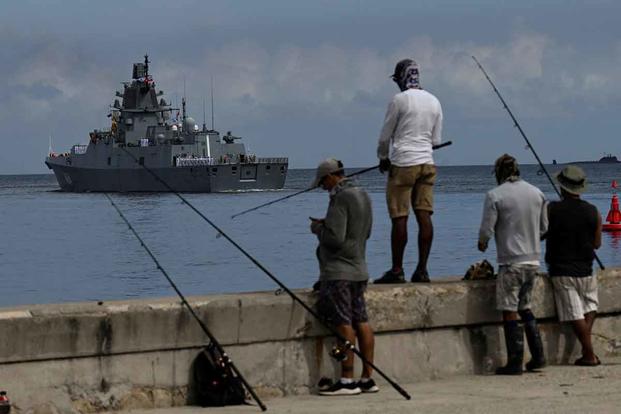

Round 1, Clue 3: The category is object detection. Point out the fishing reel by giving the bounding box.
[330,345,347,362]
[329,341,353,362]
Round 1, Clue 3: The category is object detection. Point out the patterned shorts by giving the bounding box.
[551,275,598,322]
[496,264,539,312]
[317,280,369,326]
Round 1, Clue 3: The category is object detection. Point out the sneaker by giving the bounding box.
[374,269,405,284]
[357,378,379,393]
[411,269,430,283]
[317,377,334,392]
[318,380,361,396]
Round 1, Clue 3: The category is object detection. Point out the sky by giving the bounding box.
[1,0,620,174]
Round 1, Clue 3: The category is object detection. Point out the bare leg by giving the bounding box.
[572,314,597,363]
[335,324,357,378]
[354,322,375,378]
[414,210,433,273]
[585,311,596,332]
[391,216,408,272]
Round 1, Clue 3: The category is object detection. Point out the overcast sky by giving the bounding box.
[1,0,620,174]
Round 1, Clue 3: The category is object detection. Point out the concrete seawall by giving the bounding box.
[1,269,621,413]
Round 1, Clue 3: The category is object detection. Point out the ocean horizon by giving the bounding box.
[1,164,620,307]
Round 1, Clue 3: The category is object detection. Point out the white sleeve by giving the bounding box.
[377,96,400,160]
[431,101,443,147]
[479,192,497,244]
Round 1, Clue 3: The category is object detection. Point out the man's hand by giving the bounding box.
[379,158,391,174]
[478,240,488,252]
[310,217,324,235]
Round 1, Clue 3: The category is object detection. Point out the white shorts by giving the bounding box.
[551,275,598,322]
[496,264,539,312]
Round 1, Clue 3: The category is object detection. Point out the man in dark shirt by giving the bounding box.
[310,159,378,396]
[546,165,602,366]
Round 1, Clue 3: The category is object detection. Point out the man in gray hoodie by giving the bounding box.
[478,154,548,375]
[310,158,378,396]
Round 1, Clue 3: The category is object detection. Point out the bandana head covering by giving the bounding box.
[392,58,421,90]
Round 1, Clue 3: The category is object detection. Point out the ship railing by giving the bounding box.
[175,156,288,167]
[176,157,217,167]
[72,145,88,155]
[257,157,288,164]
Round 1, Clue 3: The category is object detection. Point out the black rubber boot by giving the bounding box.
[524,319,546,371]
[496,323,524,375]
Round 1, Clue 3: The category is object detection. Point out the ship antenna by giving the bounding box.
[210,76,215,130]
[144,54,149,77]
[202,97,207,132]
[48,133,53,155]
[182,77,187,121]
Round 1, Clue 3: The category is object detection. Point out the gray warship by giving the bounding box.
[45,56,288,192]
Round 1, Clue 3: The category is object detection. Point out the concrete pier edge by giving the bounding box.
[1,268,620,413]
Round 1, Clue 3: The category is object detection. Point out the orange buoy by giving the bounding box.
[603,180,621,231]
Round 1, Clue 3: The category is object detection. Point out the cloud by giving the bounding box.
[1,25,620,172]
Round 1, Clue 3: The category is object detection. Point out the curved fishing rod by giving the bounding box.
[231,140,453,219]
[104,193,267,411]
[472,55,605,270]
[119,146,412,400]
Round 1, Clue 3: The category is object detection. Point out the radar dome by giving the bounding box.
[171,125,178,131]
[184,117,196,132]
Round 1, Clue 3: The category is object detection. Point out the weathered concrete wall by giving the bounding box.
[1,269,621,413]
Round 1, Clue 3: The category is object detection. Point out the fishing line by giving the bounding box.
[472,55,605,270]
[231,140,453,219]
[119,146,412,400]
[104,193,267,411]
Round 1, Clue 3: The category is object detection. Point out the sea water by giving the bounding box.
[1,164,620,307]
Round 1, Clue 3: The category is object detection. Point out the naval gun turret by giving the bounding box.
[223,131,242,144]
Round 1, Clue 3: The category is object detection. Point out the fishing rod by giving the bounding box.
[472,55,605,270]
[119,146,412,400]
[104,193,267,411]
[231,140,453,219]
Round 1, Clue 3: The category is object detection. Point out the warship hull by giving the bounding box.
[46,160,287,192]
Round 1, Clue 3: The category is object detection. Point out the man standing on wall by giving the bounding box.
[375,58,443,284]
[545,165,602,366]
[310,159,379,396]
[478,154,548,375]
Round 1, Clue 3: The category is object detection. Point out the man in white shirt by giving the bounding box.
[479,154,548,375]
[375,59,443,284]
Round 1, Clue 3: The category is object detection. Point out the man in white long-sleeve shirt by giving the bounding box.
[375,58,443,284]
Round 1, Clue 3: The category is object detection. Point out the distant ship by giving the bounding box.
[597,154,620,163]
[566,154,620,165]
[45,55,288,192]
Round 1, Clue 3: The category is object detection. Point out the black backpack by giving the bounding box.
[192,343,247,407]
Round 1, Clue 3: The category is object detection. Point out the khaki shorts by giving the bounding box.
[386,164,436,218]
[551,275,598,322]
[496,264,539,312]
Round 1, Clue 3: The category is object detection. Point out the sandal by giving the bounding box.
[574,356,601,366]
